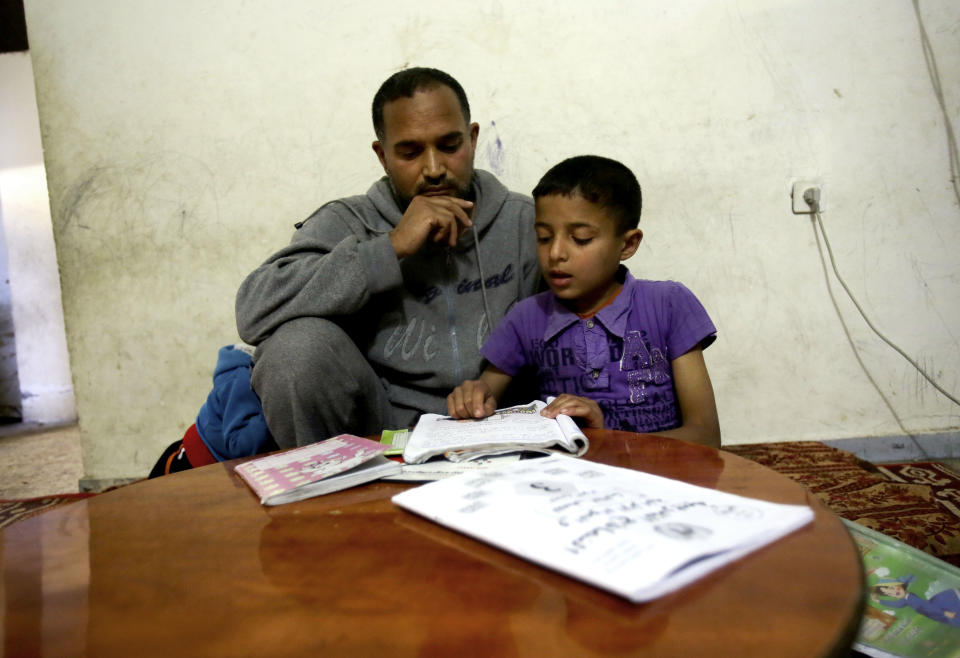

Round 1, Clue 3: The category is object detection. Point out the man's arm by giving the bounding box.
[236,194,477,345]
[235,205,400,344]
[651,347,721,448]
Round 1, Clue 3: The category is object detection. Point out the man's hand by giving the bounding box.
[390,195,474,259]
[446,378,497,420]
[540,394,605,429]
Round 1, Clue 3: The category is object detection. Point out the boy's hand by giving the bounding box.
[446,379,497,419]
[390,195,474,259]
[541,394,605,429]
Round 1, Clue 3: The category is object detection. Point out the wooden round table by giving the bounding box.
[1,431,864,656]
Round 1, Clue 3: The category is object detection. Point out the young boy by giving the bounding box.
[446,155,720,448]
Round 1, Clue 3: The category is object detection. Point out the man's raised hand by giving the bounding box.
[390,195,474,259]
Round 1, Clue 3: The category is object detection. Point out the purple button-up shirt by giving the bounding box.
[482,269,716,432]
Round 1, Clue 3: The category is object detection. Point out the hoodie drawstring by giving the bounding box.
[472,227,494,339]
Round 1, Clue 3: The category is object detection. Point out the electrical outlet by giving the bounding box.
[792,179,826,214]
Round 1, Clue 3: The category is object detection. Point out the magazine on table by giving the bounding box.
[392,454,814,603]
[845,520,960,658]
[402,400,588,465]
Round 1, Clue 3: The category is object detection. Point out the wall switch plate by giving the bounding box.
[792,179,825,214]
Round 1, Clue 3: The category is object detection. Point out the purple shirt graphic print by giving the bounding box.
[481,270,716,433]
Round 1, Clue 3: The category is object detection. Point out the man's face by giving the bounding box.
[373,85,479,210]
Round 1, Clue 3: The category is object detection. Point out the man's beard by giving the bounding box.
[393,173,476,212]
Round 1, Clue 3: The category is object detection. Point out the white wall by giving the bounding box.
[22,0,960,481]
[0,51,76,425]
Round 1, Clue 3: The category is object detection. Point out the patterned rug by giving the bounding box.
[0,493,96,529]
[724,442,960,567]
[875,462,960,518]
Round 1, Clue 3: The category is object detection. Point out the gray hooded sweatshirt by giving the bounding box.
[236,169,539,418]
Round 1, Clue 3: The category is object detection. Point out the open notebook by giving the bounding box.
[402,400,588,464]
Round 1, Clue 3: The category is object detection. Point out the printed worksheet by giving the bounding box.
[393,454,814,602]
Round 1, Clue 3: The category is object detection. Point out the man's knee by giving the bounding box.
[252,317,358,385]
[251,318,376,401]
[250,317,389,446]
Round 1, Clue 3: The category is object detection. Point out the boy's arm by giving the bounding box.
[446,365,513,419]
[651,347,721,448]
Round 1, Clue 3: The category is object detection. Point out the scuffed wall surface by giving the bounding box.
[22,0,960,480]
[0,217,20,420]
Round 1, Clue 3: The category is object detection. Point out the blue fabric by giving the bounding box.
[195,345,272,461]
[883,588,960,627]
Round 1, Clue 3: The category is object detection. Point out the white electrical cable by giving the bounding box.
[912,0,960,211]
[811,205,960,408]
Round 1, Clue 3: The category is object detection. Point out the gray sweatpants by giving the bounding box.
[250,317,412,449]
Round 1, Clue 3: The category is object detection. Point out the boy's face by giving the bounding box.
[534,194,642,315]
[879,584,907,598]
[372,85,479,210]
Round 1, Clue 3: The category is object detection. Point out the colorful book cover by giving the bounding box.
[234,434,388,502]
[845,520,960,658]
[380,428,410,456]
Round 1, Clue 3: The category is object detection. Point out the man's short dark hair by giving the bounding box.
[532,155,642,233]
[372,67,471,141]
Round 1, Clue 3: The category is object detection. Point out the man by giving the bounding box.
[236,67,539,448]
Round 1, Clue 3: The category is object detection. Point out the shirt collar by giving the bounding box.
[543,266,636,342]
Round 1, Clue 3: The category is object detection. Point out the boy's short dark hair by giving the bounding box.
[532,155,642,233]
[372,67,471,141]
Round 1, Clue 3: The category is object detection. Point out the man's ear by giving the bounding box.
[469,122,480,151]
[620,229,643,260]
[372,141,388,173]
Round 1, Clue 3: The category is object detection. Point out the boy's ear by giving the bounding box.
[620,229,643,260]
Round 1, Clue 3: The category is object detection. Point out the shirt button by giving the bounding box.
[586,320,595,329]
[592,370,600,379]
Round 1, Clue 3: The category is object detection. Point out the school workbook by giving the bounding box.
[235,434,400,505]
[402,400,588,464]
